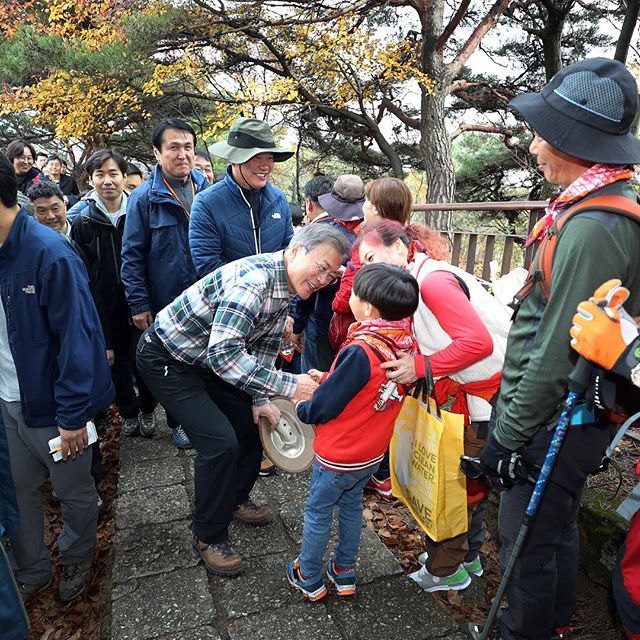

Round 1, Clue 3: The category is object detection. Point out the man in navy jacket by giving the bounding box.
[0,152,113,603]
[121,119,208,448]
[188,117,294,278]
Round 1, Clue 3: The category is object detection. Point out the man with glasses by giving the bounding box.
[4,140,43,196]
[290,174,365,371]
[136,224,349,577]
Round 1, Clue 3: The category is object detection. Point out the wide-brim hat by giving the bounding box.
[258,398,315,473]
[510,57,640,165]
[210,117,294,164]
[317,174,365,221]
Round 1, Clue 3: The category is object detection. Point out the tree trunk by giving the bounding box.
[615,0,640,63]
[417,0,455,218]
[542,1,573,81]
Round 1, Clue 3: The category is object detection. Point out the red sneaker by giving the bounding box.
[365,476,393,498]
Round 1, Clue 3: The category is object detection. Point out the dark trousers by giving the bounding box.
[497,419,614,640]
[136,329,261,544]
[111,325,156,420]
[129,327,179,429]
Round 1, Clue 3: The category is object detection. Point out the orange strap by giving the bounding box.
[515,195,640,305]
[161,174,195,220]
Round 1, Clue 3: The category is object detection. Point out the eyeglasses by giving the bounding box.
[15,154,34,163]
[310,256,341,285]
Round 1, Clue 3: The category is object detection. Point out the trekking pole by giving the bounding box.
[465,358,592,640]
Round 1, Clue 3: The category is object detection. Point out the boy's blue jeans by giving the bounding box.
[299,461,379,578]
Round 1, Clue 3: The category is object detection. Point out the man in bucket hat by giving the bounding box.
[477,58,640,639]
[188,117,294,278]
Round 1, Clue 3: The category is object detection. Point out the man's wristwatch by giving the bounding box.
[631,361,640,389]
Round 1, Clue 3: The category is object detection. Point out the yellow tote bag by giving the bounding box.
[389,388,468,542]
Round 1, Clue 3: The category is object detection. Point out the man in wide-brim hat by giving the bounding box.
[477,58,640,640]
[189,117,295,278]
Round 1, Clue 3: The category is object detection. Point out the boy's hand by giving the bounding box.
[292,332,305,353]
[293,374,319,401]
[307,369,325,383]
[283,315,294,342]
[380,352,418,384]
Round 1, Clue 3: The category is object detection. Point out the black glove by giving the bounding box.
[479,435,529,490]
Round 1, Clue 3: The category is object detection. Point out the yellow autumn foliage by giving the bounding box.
[0,70,145,141]
[220,14,434,111]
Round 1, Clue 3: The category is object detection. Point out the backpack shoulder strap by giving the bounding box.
[537,195,640,300]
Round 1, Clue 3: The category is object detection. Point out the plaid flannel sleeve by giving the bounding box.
[205,283,297,402]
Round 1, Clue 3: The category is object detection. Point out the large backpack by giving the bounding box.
[513,194,640,421]
[514,194,640,306]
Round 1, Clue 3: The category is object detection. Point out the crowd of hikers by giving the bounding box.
[2,56,640,640]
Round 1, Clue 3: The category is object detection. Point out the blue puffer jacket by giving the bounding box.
[0,211,114,430]
[189,167,293,277]
[121,165,209,315]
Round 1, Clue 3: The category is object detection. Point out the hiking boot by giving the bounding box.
[233,499,271,526]
[172,425,192,449]
[121,416,140,437]
[417,550,484,578]
[287,558,327,601]
[139,411,156,437]
[552,627,573,639]
[59,560,92,602]
[409,563,471,592]
[17,576,53,601]
[365,475,393,498]
[259,454,277,477]
[192,538,243,576]
[326,560,356,596]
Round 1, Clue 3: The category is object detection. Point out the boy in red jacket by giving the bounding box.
[287,263,419,600]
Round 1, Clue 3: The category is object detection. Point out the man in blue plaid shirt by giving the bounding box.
[136,224,349,576]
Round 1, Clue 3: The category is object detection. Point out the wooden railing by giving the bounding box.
[411,201,547,279]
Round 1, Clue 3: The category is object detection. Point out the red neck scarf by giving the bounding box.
[342,318,418,359]
[525,164,634,247]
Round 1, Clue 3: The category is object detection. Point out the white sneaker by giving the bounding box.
[409,564,471,592]
[417,551,483,577]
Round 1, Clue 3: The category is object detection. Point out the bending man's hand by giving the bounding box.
[252,402,281,431]
[380,352,418,385]
[293,374,319,401]
[58,426,88,461]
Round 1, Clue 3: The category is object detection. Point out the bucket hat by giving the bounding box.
[510,57,640,164]
[210,117,294,164]
[317,174,365,221]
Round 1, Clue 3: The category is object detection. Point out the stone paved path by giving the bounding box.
[110,415,468,640]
